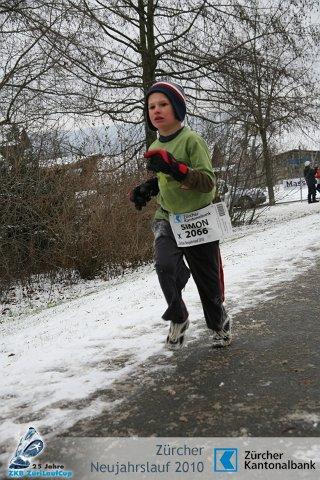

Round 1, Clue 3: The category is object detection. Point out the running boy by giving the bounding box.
[130,81,231,349]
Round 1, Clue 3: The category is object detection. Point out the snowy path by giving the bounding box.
[1,201,320,454]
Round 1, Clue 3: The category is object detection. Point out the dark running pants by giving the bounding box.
[308,185,316,203]
[152,219,226,332]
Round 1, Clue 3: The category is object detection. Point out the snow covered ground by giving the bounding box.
[1,190,320,459]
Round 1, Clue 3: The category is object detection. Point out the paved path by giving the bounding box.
[60,258,320,438]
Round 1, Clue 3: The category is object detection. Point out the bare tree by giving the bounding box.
[1,1,319,186]
[0,2,71,129]
[18,0,216,147]
[205,0,320,204]
[4,0,292,150]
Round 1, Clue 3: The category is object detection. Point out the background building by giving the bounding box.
[273,149,320,182]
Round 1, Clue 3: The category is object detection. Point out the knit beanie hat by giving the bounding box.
[145,81,186,131]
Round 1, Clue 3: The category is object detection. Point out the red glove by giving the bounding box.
[144,149,189,182]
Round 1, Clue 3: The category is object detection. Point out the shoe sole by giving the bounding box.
[166,337,186,350]
[212,337,232,348]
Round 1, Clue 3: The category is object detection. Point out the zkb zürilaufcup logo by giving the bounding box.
[9,426,45,470]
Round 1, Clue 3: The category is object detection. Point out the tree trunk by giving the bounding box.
[260,128,275,205]
[138,0,157,149]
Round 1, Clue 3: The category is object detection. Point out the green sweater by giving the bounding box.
[149,127,215,221]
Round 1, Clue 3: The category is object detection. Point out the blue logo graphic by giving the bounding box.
[9,426,45,469]
[213,448,238,472]
[174,214,183,223]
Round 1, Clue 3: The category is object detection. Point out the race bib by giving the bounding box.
[169,202,233,247]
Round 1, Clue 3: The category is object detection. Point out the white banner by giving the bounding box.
[283,178,306,189]
[36,436,320,480]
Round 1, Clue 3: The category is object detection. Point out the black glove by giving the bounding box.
[144,149,189,182]
[129,177,159,210]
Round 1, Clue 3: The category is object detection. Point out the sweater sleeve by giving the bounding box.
[181,169,214,193]
[179,132,215,193]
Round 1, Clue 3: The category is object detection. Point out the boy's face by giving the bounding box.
[148,92,182,134]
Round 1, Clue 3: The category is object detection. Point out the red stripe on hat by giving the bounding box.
[151,82,185,102]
